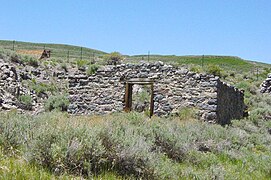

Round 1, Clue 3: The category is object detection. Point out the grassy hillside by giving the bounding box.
[126,55,268,73]
[0,40,107,61]
[1,40,270,73]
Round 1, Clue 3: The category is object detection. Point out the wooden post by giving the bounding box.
[67,50,70,63]
[150,83,154,118]
[124,83,133,112]
[125,83,130,112]
[80,47,83,60]
[12,40,15,51]
[257,67,259,81]
[201,55,204,68]
[128,84,133,110]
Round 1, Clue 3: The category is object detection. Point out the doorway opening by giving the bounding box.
[124,78,154,117]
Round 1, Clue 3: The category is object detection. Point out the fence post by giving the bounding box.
[92,52,95,64]
[12,40,15,51]
[148,51,150,62]
[80,47,83,60]
[201,55,204,68]
[67,50,70,63]
[257,67,259,80]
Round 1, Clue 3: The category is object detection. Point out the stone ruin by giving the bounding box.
[68,62,245,125]
[260,73,271,94]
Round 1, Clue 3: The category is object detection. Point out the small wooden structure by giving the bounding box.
[124,78,154,117]
[39,49,51,59]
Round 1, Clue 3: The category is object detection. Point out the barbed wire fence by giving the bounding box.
[0,40,104,64]
[0,41,267,79]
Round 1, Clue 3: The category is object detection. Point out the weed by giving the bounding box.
[86,64,100,75]
[45,94,69,111]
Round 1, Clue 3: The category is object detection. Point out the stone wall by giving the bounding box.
[68,62,245,124]
[217,81,245,125]
[260,73,271,94]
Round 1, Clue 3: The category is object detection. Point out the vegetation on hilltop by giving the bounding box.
[0,40,107,63]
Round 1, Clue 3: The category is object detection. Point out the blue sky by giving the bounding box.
[0,0,271,63]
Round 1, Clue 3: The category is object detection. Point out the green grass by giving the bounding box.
[1,40,270,74]
[0,152,121,180]
[1,107,271,179]
[126,55,263,73]
[0,40,107,63]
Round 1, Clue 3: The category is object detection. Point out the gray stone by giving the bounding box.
[207,99,217,105]
[205,112,217,120]
[67,62,245,125]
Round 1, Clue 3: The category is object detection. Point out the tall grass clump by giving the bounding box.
[86,64,100,75]
[44,94,69,111]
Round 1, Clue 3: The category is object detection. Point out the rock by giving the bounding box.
[162,104,173,112]
[207,99,217,105]
[193,74,201,80]
[198,143,211,152]
[2,103,16,110]
[154,94,164,101]
[205,112,217,120]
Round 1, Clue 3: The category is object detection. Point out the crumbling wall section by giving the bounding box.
[217,80,245,125]
[68,62,245,123]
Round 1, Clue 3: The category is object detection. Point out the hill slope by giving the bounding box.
[0,40,107,60]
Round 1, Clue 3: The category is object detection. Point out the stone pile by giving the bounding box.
[0,58,50,111]
[0,59,35,110]
[260,73,271,94]
[68,62,245,124]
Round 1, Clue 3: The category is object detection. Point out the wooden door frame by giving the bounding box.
[124,78,154,117]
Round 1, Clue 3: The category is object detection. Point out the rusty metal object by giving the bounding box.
[39,49,51,59]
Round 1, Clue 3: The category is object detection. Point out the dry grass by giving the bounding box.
[16,49,43,58]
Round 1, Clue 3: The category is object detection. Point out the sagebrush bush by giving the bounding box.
[22,56,39,67]
[104,52,123,65]
[207,65,222,77]
[76,59,89,70]
[190,65,202,73]
[44,94,69,111]
[27,79,58,97]
[1,111,271,179]
[18,95,32,107]
[86,64,99,75]
[60,63,68,72]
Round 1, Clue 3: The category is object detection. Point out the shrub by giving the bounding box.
[10,54,22,64]
[76,59,89,71]
[22,56,39,67]
[229,72,235,77]
[60,63,68,72]
[86,64,100,76]
[207,65,222,77]
[104,52,123,65]
[18,95,32,106]
[190,66,201,73]
[27,80,58,97]
[0,112,33,152]
[18,95,33,110]
[178,107,198,121]
[45,95,69,111]
[1,110,271,179]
